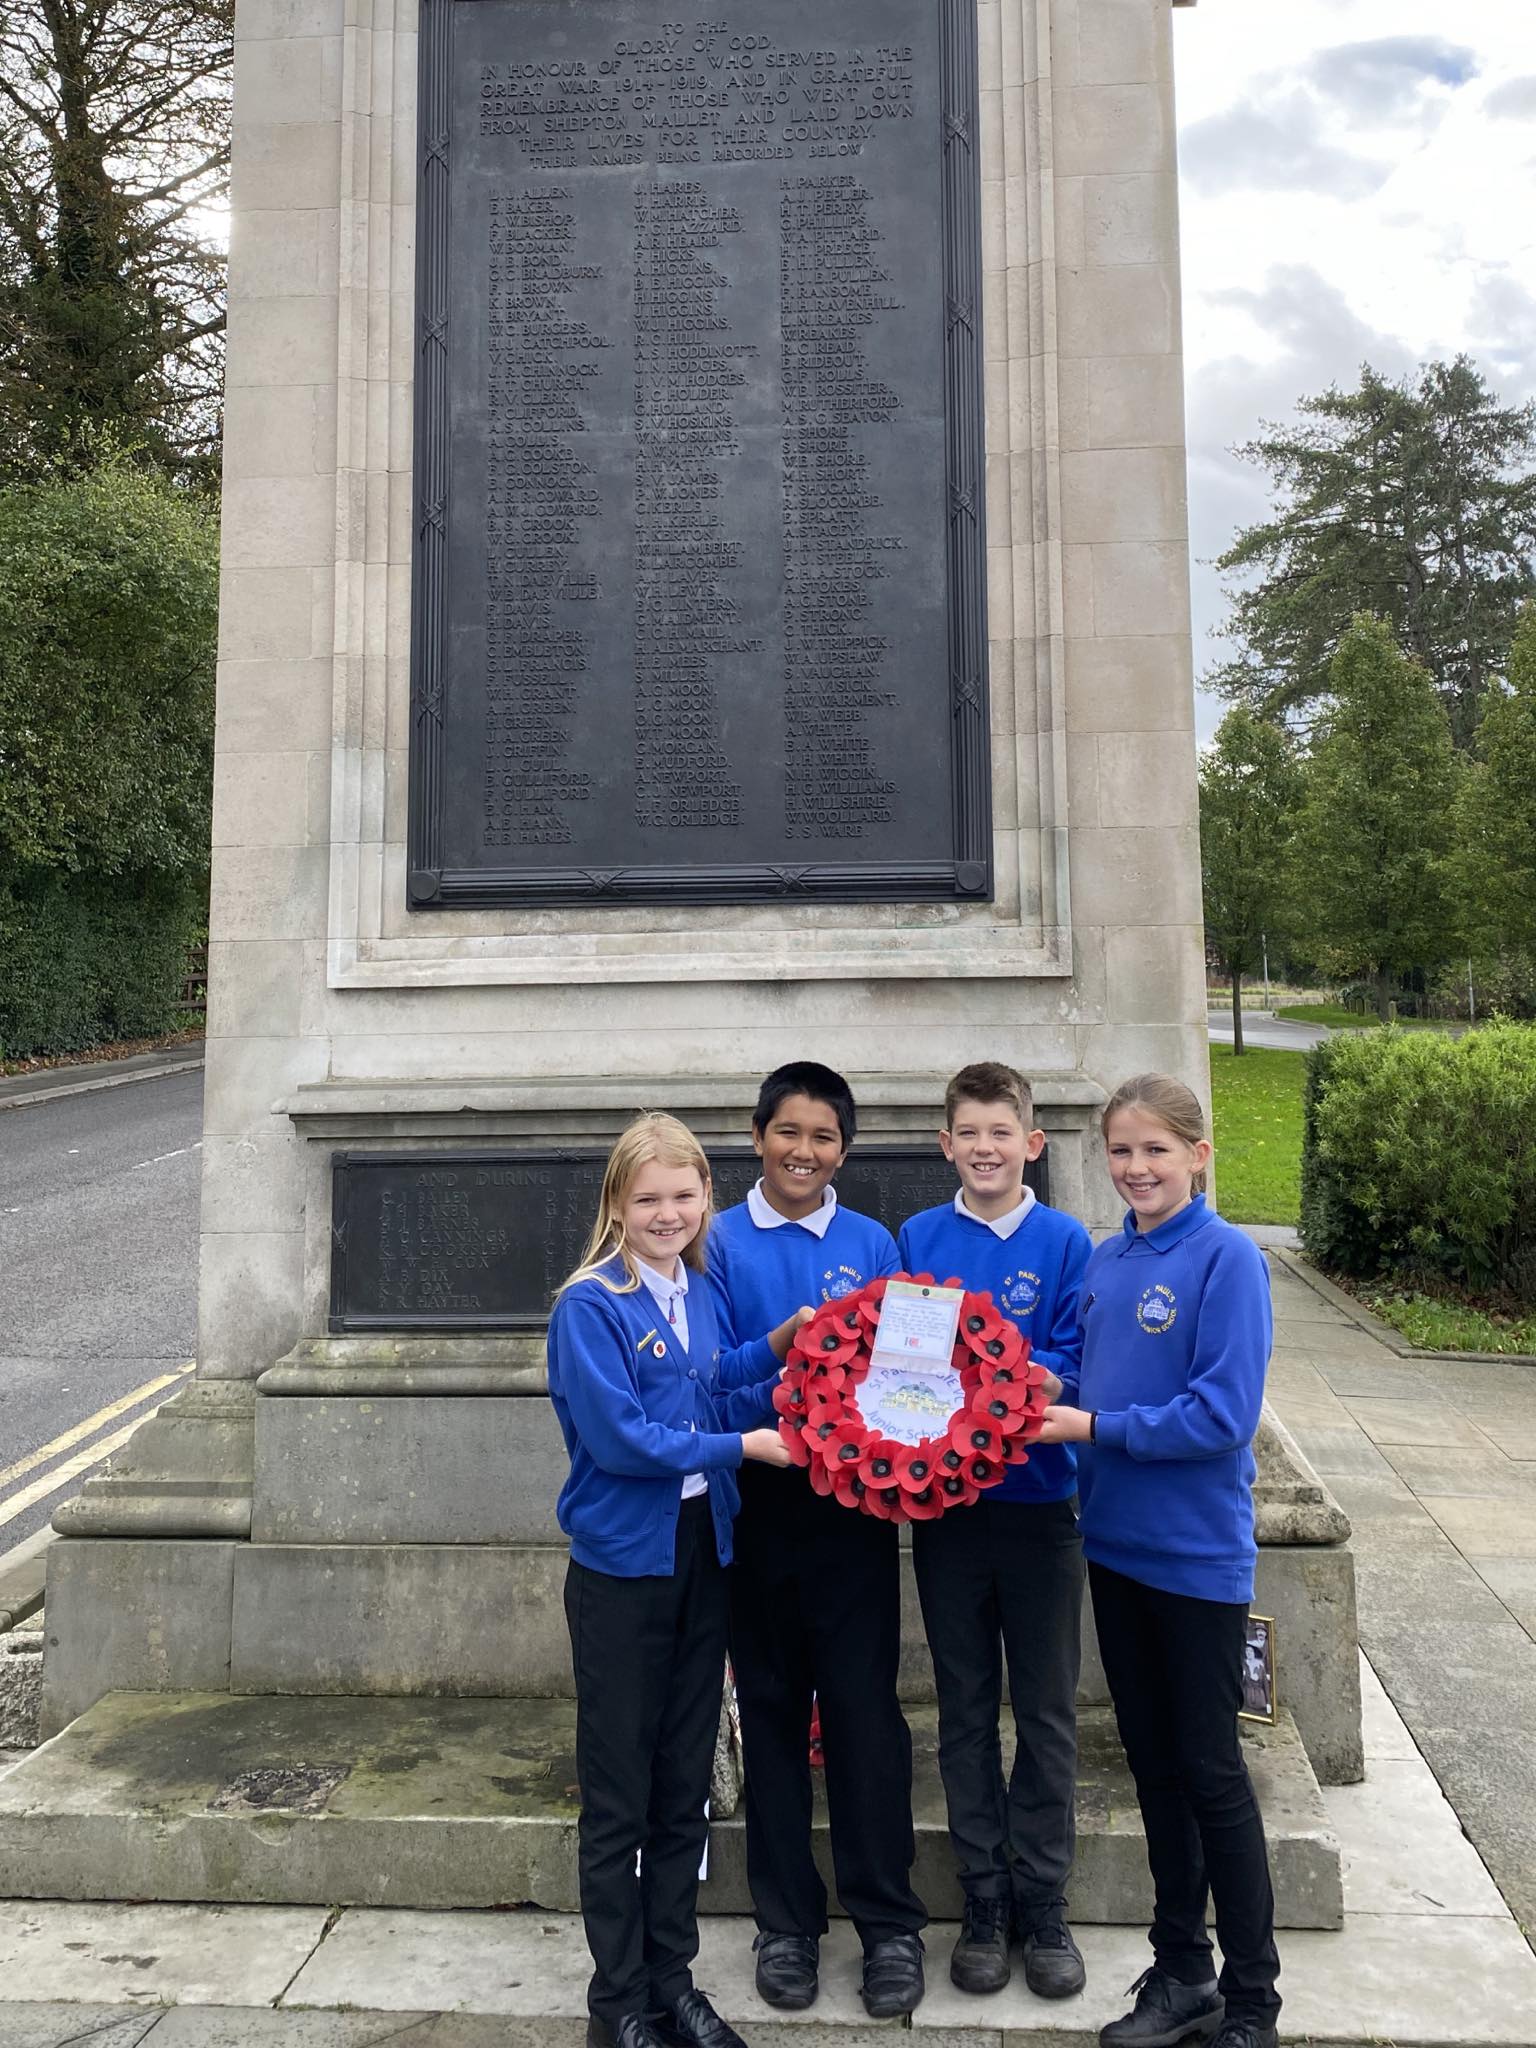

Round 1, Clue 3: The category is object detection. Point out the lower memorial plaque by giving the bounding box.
[408,0,990,907]
[330,1147,1049,1331]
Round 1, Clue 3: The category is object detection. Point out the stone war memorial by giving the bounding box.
[0,0,1361,1929]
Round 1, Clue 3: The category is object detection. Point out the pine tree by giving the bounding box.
[1450,606,1536,959]
[1293,617,1460,1019]
[1199,707,1302,1054]
[1210,359,1536,750]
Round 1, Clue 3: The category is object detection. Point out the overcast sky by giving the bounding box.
[1171,0,1536,737]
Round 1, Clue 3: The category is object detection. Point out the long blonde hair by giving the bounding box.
[1101,1073,1210,1195]
[558,1112,715,1296]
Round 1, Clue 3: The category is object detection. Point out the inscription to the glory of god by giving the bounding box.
[409,0,990,905]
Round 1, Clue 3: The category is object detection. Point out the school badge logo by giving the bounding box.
[1001,1269,1042,1319]
[821,1263,862,1301]
[1136,1283,1178,1335]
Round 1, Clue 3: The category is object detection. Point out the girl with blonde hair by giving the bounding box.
[1038,1074,1281,2048]
[548,1112,804,2048]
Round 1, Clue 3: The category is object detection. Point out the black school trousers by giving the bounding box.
[729,1464,927,1946]
[911,1493,1083,1920]
[1089,1561,1281,2027]
[565,1496,726,2025]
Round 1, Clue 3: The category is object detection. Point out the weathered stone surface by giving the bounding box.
[0,1690,1340,1928]
[250,1396,567,1545]
[39,1542,237,1741]
[0,1635,42,1750]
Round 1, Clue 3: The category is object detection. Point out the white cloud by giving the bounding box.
[1173,1,1536,738]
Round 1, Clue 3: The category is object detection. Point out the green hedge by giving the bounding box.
[1300,1023,1536,1303]
[0,870,205,1060]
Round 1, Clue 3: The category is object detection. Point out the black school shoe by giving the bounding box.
[861,1932,926,2017]
[752,1931,819,2010]
[949,1892,1012,1993]
[1019,1905,1086,1999]
[653,1988,750,2048]
[1210,2023,1278,2048]
[1098,1966,1224,2047]
[586,2017,667,2048]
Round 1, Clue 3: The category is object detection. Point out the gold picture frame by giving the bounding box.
[1239,1613,1277,1725]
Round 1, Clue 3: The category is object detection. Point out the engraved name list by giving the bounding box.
[409,0,989,906]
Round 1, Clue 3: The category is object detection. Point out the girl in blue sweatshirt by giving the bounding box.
[1038,1074,1280,2048]
[547,1113,799,2048]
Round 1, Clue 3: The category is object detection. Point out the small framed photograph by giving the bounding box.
[1239,1614,1277,1725]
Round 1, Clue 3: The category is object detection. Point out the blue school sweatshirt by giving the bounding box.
[897,1196,1091,1503]
[707,1196,901,1341]
[546,1254,782,1577]
[1061,1195,1271,1604]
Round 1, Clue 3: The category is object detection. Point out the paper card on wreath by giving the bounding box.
[857,1281,964,1448]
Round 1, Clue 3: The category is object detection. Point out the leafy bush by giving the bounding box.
[1300,1024,1536,1302]
[0,458,215,1056]
[0,870,205,1059]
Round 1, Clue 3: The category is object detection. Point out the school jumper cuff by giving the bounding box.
[1091,1410,1129,1453]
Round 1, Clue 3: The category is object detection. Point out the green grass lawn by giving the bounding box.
[1209,1044,1305,1226]
[1354,1287,1536,1356]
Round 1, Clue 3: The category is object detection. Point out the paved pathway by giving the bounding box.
[1264,1256,1536,1945]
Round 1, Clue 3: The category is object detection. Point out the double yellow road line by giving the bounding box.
[0,1363,196,1535]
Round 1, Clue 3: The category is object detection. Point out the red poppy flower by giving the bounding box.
[824,1420,872,1469]
[804,1359,849,1394]
[778,1417,812,1467]
[855,1276,890,1328]
[808,1456,835,1496]
[857,1440,901,1488]
[832,1467,867,1511]
[903,1483,945,1521]
[802,1321,862,1368]
[965,1451,1002,1488]
[936,1472,981,1509]
[958,1300,1009,1353]
[949,1415,1004,1463]
[772,1378,809,1418]
[971,1379,1033,1433]
[1000,1432,1031,1468]
[892,1442,940,1493]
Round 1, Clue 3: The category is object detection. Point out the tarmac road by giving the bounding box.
[0,1067,203,1555]
[1206,1008,1332,1051]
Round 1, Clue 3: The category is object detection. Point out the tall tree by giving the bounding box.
[1199,706,1302,1055]
[1292,616,1460,1021]
[1209,358,1536,749]
[1449,606,1536,959]
[0,0,232,482]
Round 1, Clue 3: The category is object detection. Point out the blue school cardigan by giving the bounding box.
[546,1254,780,1576]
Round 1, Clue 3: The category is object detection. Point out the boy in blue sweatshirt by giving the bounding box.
[897,1061,1092,2000]
[709,1062,927,2022]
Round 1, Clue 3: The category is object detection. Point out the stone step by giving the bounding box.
[0,1691,1342,1928]
[0,1687,1343,1925]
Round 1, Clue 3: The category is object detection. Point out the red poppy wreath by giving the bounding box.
[772,1273,1051,1522]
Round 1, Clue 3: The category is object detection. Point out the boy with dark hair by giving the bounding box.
[709,1061,927,2020]
[897,1061,1091,2001]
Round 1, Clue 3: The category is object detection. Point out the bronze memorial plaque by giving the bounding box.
[408,0,989,906]
[329,1146,1049,1330]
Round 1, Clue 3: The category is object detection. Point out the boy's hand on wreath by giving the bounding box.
[1038,1367,1063,1402]
[1037,1404,1092,1444]
[768,1305,817,1362]
[742,1427,794,1467]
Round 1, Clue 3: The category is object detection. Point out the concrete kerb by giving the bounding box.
[1271,1249,1536,1370]
[0,1526,52,1634]
[0,1046,205,1113]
